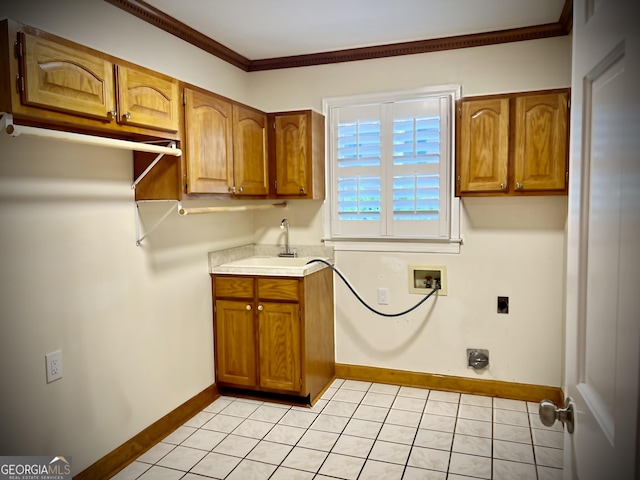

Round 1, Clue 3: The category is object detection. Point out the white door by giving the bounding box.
[564,0,640,478]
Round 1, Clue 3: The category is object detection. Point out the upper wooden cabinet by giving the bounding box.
[268,110,325,199]
[232,104,269,196]
[513,93,568,192]
[184,87,233,194]
[135,89,271,200]
[457,97,510,193]
[456,89,569,196]
[1,19,180,139]
[114,64,179,133]
[20,30,116,122]
[182,88,270,197]
[2,19,324,203]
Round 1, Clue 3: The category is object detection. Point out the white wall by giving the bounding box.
[250,36,572,387]
[0,0,254,472]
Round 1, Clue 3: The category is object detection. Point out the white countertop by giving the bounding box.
[210,256,332,277]
[209,244,334,277]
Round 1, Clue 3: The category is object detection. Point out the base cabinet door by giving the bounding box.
[258,302,301,392]
[214,299,257,387]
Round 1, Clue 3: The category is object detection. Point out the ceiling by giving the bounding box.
[108,0,571,71]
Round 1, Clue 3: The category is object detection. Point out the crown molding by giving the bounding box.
[559,0,574,34]
[249,22,568,71]
[104,0,251,71]
[105,0,572,72]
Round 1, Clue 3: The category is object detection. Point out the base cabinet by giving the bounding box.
[212,268,334,403]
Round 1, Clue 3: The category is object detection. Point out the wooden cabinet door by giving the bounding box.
[457,98,510,194]
[214,299,257,387]
[20,32,115,121]
[232,104,268,196]
[274,112,309,196]
[258,302,301,393]
[115,64,179,133]
[513,92,568,192]
[271,110,325,199]
[184,88,233,193]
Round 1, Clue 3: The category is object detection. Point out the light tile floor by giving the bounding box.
[111,379,565,480]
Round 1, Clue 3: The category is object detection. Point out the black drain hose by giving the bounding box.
[306,258,438,318]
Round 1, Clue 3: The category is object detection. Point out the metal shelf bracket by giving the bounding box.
[135,200,179,246]
[131,142,180,190]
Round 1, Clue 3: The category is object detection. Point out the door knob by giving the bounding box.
[539,397,574,433]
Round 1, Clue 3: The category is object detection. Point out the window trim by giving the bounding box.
[322,85,462,254]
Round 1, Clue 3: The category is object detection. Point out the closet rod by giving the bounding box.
[178,202,287,216]
[1,113,182,156]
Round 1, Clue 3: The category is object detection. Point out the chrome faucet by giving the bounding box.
[278,218,296,257]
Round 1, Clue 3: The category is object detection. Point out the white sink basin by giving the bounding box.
[212,256,332,276]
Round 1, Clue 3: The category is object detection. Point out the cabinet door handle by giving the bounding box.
[515,182,523,190]
[122,111,131,121]
[107,108,117,121]
[500,183,506,190]
[299,187,305,195]
[257,305,264,311]
[245,304,252,311]
[238,187,244,193]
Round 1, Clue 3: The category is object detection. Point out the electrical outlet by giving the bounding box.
[498,296,509,314]
[46,350,63,383]
[377,287,389,305]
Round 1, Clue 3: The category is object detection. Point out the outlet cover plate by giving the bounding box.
[377,287,389,305]
[46,350,63,383]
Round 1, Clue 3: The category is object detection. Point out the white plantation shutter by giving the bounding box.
[335,103,382,236]
[329,88,455,240]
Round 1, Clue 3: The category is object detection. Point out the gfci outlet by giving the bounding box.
[408,265,448,296]
[45,350,63,383]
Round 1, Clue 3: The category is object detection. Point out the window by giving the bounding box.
[324,86,461,252]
